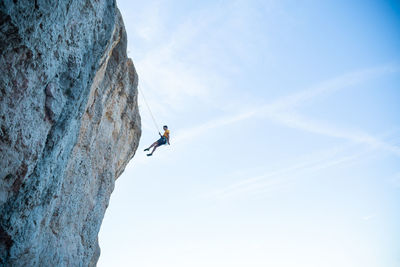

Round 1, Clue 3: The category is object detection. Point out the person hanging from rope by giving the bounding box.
[144,125,170,156]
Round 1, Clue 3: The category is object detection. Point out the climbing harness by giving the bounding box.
[138,84,161,134]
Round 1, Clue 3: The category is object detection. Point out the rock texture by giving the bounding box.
[0,0,141,266]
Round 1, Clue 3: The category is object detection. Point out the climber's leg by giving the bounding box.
[144,141,157,151]
[147,144,159,156]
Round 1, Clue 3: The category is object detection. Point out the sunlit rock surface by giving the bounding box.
[0,0,141,265]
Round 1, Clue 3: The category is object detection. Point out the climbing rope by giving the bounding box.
[137,84,161,134]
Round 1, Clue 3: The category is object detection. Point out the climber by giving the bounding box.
[144,125,170,156]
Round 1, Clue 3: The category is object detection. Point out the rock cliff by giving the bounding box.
[0,0,141,266]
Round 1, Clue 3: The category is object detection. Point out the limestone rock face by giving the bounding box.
[0,0,141,266]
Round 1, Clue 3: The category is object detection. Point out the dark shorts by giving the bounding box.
[157,137,167,145]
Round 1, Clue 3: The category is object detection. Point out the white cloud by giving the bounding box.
[171,65,400,156]
[262,65,399,112]
[174,65,400,200]
[266,111,400,156]
[173,109,257,144]
[133,1,164,42]
[362,214,377,221]
[125,1,400,199]
[206,145,368,200]
[128,2,231,115]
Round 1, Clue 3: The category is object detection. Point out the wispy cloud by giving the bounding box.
[127,1,400,193]
[205,145,368,200]
[127,0,399,159]
[262,65,399,112]
[130,1,164,42]
[172,65,400,155]
[172,65,400,200]
[130,2,233,115]
[267,111,400,156]
[202,125,398,200]
[173,109,257,144]
[362,214,377,221]
[129,0,292,116]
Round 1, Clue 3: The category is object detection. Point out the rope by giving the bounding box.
[137,84,161,133]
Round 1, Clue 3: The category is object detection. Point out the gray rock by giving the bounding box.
[0,0,141,266]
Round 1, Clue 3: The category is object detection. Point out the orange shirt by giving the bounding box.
[163,129,170,139]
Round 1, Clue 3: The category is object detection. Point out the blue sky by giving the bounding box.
[98,1,400,266]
